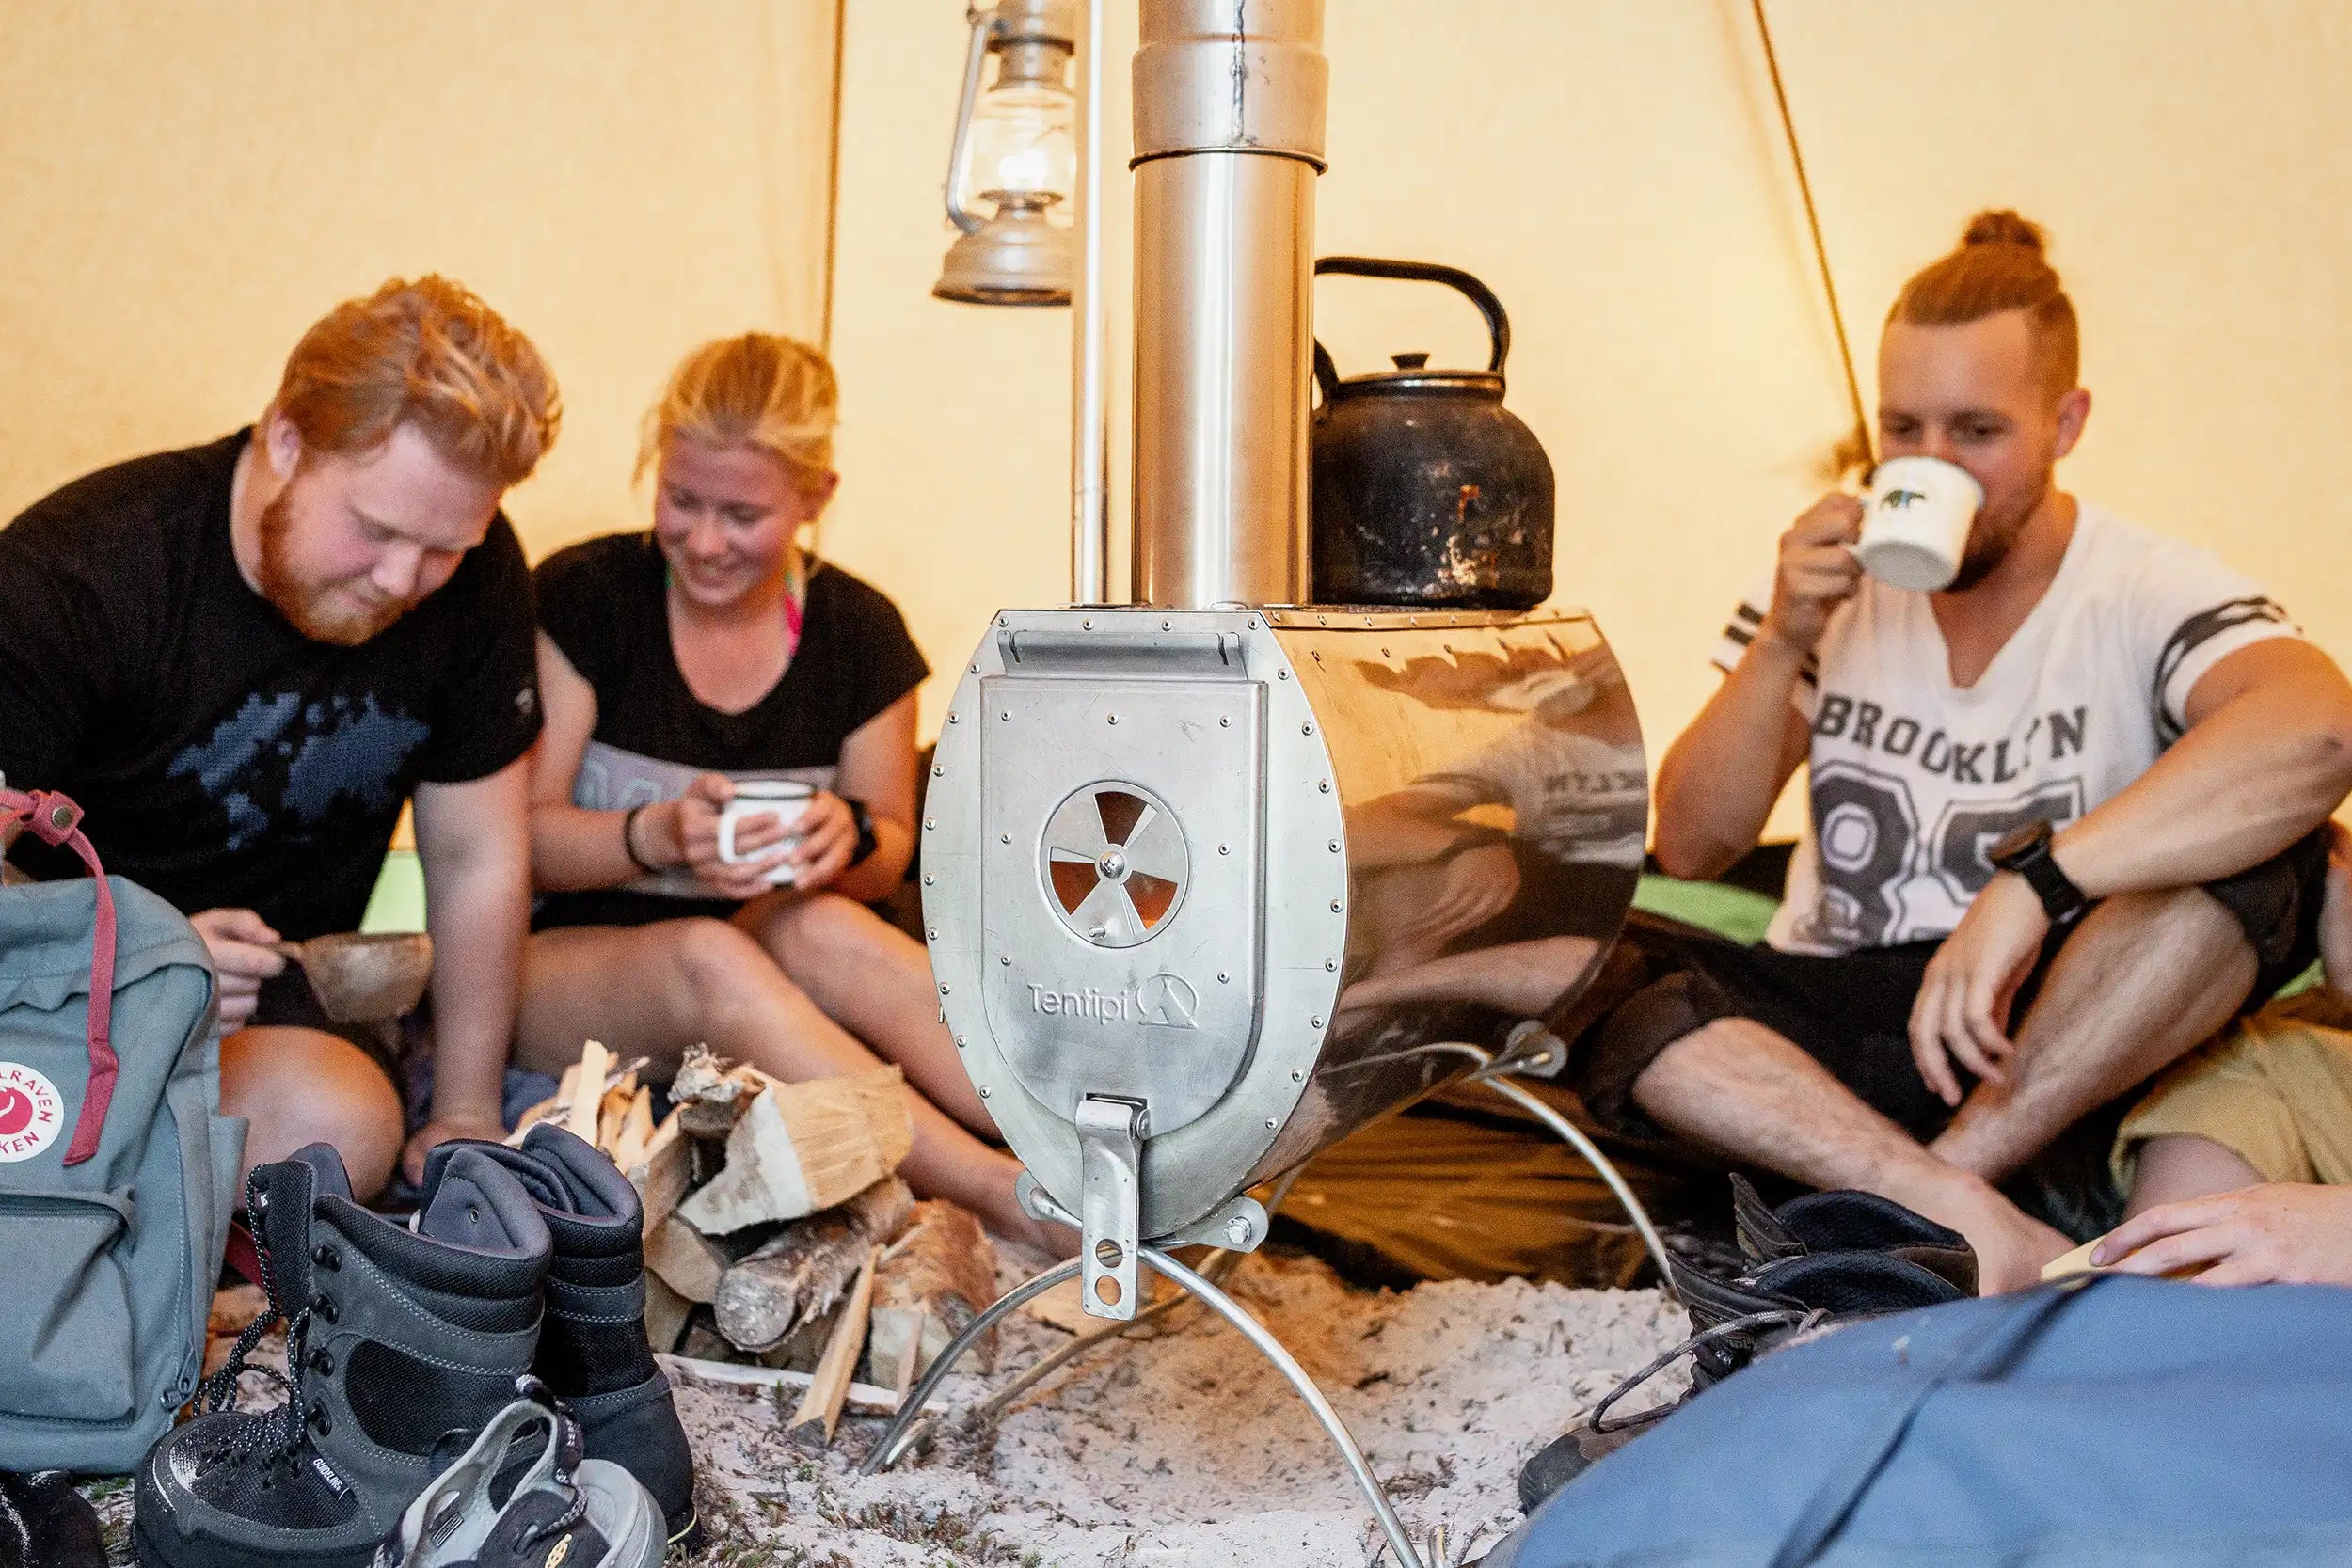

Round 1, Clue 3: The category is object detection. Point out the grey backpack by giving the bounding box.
[0,786,243,1474]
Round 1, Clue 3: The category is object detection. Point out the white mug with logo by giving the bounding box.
[1856,455,1985,592]
[715,780,815,886]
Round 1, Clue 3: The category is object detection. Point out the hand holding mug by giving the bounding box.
[1761,492,1866,656]
[713,780,816,891]
[776,790,858,894]
[664,775,799,900]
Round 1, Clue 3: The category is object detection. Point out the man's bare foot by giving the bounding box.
[1880,1169,2072,1294]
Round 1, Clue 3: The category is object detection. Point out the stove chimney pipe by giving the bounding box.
[1129,0,1327,609]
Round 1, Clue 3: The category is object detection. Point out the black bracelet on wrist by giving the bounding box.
[841,796,880,868]
[620,803,661,875]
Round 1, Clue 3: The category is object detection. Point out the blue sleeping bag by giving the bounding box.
[1488,1275,2352,1567]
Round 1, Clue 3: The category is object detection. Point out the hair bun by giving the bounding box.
[1961,209,2047,255]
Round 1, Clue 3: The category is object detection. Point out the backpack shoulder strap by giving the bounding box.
[0,788,119,1166]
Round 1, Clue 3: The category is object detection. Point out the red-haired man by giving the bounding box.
[0,277,560,1200]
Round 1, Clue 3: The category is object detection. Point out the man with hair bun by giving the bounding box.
[1575,211,2352,1291]
[0,276,561,1200]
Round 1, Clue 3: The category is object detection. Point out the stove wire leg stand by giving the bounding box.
[860,1249,1431,1568]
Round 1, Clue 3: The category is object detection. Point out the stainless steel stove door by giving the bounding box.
[977,675,1266,1133]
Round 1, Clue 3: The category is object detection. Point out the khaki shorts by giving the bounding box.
[2113,990,2352,1191]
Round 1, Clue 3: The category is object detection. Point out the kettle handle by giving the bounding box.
[1311,256,1511,403]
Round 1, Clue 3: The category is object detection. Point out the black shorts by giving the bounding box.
[1567,826,2331,1144]
[248,969,405,1085]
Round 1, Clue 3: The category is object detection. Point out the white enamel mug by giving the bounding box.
[714,780,815,885]
[1856,455,1985,592]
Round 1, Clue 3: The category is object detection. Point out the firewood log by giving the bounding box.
[711,1177,913,1352]
[867,1200,1000,1387]
[675,1068,914,1235]
[788,1245,880,1442]
[564,1041,611,1141]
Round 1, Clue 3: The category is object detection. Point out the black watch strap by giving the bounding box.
[1987,820,2089,924]
[842,796,879,867]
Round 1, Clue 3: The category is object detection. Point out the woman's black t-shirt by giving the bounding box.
[533,531,929,929]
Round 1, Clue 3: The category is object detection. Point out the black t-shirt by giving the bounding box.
[0,431,542,939]
[532,531,929,928]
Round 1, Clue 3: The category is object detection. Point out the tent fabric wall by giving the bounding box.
[0,1,838,564]
[828,0,2352,841]
[5,2,2349,844]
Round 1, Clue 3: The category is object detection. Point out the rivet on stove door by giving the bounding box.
[1277,669,1290,680]
[1319,780,1331,792]
[1107,714,1118,724]
[1217,844,1229,855]
[923,873,935,885]
[1000,710,1010,721]
[1000,955,1011,965]
[1325,960,1336,972]
[1263,1117,1278,1129]
[1082,618,1094,629]
[927,927,938,941]
[932,765,945,776]
[1161,619,1172,630]
[947,712,960,724]
[969,662,979,673]
[1328,900,1342,912]
[939,983,950,995]
[1217,972,1230,983]
[1301,722,1313,735]
[1000,832,1011,844]
[924,817,936,831]
[1327,840,1340,852]
[979,1086,991,1099]
[955,1036,967,1048]
[1311,1016,1324,1029]
[1220,717,1231,728]
[1291,1069,1304,1082]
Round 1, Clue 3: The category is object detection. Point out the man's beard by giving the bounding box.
[255,487,410,645]
[1945,500,2034,593]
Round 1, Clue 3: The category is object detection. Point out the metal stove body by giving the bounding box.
[924,604,1645,1310]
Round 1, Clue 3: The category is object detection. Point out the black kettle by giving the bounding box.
[1311,257,1555,610]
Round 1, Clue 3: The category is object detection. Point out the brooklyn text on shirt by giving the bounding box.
[1811,694,2089,784]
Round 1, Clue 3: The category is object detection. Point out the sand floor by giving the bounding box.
[97,1253,1689,1567]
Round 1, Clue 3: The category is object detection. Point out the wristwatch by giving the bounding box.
[841,796,880,868]
[1986,820,2090,925]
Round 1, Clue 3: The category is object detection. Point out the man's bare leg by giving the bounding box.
[1631,1017,2069,1291]
[2125,1133,2265,1215]
[223,1025,405,1202]
[1931,887,2255,1183]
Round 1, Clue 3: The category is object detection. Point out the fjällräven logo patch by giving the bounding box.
[0,1061,64,1162]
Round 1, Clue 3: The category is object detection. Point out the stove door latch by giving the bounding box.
[1075,1093,1148,1321]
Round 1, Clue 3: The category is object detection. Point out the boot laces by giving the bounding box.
[1588,1307,1820,1434]
[192,1172,323,1472]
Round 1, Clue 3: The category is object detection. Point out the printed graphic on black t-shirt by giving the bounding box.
[0,431,542,939]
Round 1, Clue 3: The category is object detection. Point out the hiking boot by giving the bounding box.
[0,1470,104,1568]
[423,1126,698,1553]
[134,1144,551,1568]
[1728,1173,1978,1294]
[1517,1180,1975,1514]
[373,1389,662,1568]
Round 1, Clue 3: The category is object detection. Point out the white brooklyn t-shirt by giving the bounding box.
[1711,502,2296,956]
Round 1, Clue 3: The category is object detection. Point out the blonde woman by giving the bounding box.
[519,334,1062,1251]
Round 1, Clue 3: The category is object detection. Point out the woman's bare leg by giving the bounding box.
[733,893,997,1133]
[520,919,1063,1250]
